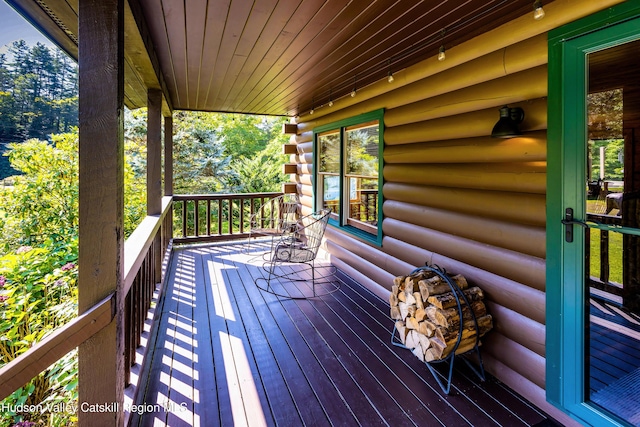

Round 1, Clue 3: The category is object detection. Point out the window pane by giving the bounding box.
[319,131,340,173]
[345,122,379,229]
[322,174,340,216]
[346,122,379,176]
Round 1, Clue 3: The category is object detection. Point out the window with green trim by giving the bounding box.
[315,110,384,245]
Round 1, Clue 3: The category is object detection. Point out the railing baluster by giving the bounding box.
[240,198,245,233]
[124,288,132,385]
[207,199,211,235]
[194,200,200,236]
[182,200,187,237]
[218,199,223,236]
[229,198,234,234]
[600,229,609,283]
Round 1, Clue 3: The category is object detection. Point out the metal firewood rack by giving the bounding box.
[391,264,485,394]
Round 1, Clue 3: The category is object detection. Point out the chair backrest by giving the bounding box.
[297,209,331,258]
[253,193,299,232]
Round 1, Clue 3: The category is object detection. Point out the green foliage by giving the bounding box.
[124,109,148,234]
[0,125,147,426]
[589,228,623,285]
[0,134,78,252]
[589,138,624,181]
[229,137,289,193]
[0,41,78,179]
[173,125,237,194]
[0,242,78,427]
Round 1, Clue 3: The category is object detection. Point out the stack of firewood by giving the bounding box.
[390,269,492,362]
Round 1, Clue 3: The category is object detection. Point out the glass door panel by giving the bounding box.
[585,39,640,425]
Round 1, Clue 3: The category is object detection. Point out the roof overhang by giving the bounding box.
[6,0,546,117]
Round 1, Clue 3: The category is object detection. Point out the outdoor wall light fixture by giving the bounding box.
[491,105,525,138]
[533,0,545,20]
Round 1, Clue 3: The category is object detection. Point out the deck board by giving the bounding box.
[130,242,560,426]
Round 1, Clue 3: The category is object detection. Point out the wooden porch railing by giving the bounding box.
[586,213,623,297]
[0,191,298,418]
[172,192,283,244]
[0,196,173,401]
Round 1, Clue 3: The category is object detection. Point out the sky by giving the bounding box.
[0,1,55,55]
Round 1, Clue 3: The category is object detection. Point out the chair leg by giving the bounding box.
[311,260,316,297]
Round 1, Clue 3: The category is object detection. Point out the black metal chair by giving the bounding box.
[255,209,339,299]
[244,193,299,253]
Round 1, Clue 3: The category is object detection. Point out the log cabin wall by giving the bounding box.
[291,1,623,423]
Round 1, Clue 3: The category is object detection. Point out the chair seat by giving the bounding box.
[274,239,314,263]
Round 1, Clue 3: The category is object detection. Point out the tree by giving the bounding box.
[173,125,237,194]
[230,136,289,193]
[0,40,78,173]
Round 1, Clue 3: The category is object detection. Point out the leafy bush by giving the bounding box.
[0,242,78,427]
[0,129,146,426]
[0,134,78,253]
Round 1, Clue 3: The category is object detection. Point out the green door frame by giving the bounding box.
[547,3,640,426]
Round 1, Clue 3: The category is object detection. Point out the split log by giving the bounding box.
[435,315,493,343]
[427,286,484,310]
[418,320,437,337]
[407,305,417,318]
[425,337,447,361]
[412,346,425,362]
[406,316,420,331]
[390,306,402,320]
[427,300,487,329]
[405,291,416,306]
[414,292,424,310]
[404,270,438,292]
[443,337,482,359]
[418,273,469,300]
[395,321,408,345]
[389,292,399,307]
[405,330,420,349]
[399,302,410,320]
[398,291,406,303]
[415,308,427,322]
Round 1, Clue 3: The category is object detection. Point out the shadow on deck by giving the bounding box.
[128,241,559,426]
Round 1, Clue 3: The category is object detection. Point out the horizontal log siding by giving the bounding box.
[291,11,561,420]
[292,3,625,422]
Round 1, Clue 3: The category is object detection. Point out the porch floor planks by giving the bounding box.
[210,245,306,426]
[227,250,344,426]
[240,252,363,426]
[334,271,546,427]
[133,242,560,426]
[203,245,274,427]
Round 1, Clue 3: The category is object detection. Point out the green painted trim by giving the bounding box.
[547,2,640,426]
[313,109,384,246]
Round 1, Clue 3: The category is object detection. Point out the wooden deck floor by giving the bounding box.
[129,242,559,427]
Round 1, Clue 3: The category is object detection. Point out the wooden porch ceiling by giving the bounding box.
[7,0,548,117]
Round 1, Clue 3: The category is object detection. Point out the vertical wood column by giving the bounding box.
[78,0,124,425]
[147,89,162,215]
[164,115,173,196]
[147,90,163,284]
[163,115,174,252]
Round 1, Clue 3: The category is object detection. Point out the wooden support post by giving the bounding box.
[147,90,162,282]
[78,0,125,425]
[147,89,162,216]
[164,115,173,250]
[164,115,173,196]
